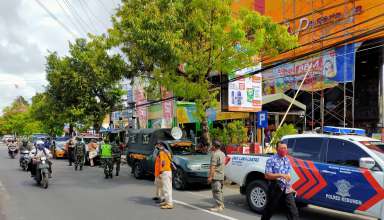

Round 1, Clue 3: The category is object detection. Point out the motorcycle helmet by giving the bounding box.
[22,139,28,146]
[36,140,45,150]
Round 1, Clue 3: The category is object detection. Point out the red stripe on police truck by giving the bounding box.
[357,169,384,211]
[288,157,307,192]
[295,160,317,197]
[302,161,327,199]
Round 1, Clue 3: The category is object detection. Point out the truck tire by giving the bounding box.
[173,169,187,190]
[133,161,144,179]
[246,180,268,214]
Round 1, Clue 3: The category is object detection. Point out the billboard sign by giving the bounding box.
[227,65,262,112]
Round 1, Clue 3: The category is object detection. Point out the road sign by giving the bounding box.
[256,111,268,128]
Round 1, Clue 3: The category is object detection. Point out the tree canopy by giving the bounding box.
[110,0,297,143]
[45,37,128,132]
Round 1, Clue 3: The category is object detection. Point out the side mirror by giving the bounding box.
[359,157,376,170]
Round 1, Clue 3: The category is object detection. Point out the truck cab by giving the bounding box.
[126,128,211,190]
[225,132,384,219]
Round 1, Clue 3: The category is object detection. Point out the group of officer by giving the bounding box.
[66,136,121,179]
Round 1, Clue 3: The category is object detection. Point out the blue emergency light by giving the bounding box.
[323,126,366,136]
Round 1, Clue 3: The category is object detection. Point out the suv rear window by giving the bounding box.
[290,138,325,162]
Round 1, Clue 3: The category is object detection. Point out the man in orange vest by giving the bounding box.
[153,143,164,204]
[157,144,173,209]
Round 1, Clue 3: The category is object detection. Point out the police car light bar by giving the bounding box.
[323,126,366,136]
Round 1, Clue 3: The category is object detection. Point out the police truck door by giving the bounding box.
[323,138,384,217]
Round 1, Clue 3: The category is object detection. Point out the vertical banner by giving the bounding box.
[134,87,147,129]
[161,87,174,128]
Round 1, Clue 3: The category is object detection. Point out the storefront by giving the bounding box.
[231,0,384,137]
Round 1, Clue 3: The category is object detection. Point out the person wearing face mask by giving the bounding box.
[261,142,299,220]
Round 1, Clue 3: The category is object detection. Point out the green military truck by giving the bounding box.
[126,128,211,190]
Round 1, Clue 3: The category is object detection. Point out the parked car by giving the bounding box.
[225,130,384,219]
[53,137,70,158]
[126,128,211,190]
[31,133,49,145]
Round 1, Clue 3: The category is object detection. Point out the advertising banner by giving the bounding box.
[263,44,355,95]
[134,87,147,129]
[161,88,174,128]
[228,65,262,112]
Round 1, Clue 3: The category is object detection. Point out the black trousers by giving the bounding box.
[68,148,74,165]
[261,182,299,220]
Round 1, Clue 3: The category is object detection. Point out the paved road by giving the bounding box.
[0,144,375,220]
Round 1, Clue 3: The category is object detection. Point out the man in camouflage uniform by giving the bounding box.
[111,138,121,177]
[99,137,113,179]
[74,140,86,171]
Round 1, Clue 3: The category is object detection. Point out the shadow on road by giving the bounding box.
[126,196,160,207]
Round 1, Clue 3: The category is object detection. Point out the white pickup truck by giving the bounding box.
[225,133,384,219]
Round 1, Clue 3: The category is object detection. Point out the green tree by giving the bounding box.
[270,123,297,147]
[0,96,46,136]
[111,0,297,144]
[46,36,128,133]
[29,93,64,136]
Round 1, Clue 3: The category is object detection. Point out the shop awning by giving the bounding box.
[262,93,306,112]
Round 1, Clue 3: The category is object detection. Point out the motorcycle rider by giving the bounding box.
[74,139,86,171]
[19,138,31,169]
[29,140,53,178]
[20,138,31,151]
[8,139,19,157]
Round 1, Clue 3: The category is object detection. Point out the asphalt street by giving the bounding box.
[0,143,376,220]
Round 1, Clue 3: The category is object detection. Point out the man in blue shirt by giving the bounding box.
[261,142,299,220]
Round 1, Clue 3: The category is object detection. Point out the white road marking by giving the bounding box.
[174,200,239,220]
[186,191,210,198]
[185,191,237,206]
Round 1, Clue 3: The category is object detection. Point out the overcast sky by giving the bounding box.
[0,0,120,113]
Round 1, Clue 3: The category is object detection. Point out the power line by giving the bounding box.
[96,0,113,17]
[122,24,384,111]
[225,24,384,84]
[79,0,109,30]
[262,40,384,81]
[55,0,86,37]
[34,0,77,38]
[63,0,92,35]
[77,0,100,33]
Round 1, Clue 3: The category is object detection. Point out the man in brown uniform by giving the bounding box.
[208,140,225,212]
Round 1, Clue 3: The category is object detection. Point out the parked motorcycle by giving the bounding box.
[8,145,18,159]
[34,156,50,189]
[19,150,30,171]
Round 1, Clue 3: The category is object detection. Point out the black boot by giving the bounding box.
[116,172,119,176]
[80,166,83,171]
[75,166,78,171]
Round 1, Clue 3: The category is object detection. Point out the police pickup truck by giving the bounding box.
[225,132,384,219]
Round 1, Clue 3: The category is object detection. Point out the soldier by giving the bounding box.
[111,138,121,177]
[99,137,113,179]
[74,139,86,171]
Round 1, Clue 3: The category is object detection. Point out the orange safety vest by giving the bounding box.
[154,155,161,177]
[159,150,172,172]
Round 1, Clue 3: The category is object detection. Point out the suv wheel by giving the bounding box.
[173,169,187,190]
[246,180,268,214]
[133,162,143,179]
